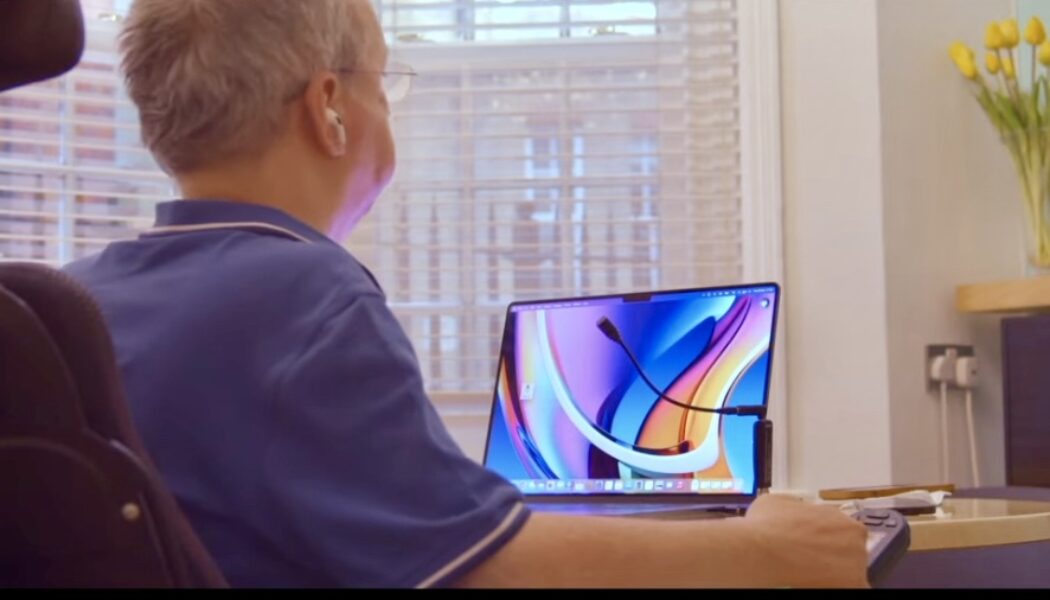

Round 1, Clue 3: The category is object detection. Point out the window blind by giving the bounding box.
[359,0,744,392]
[0,0,746,397]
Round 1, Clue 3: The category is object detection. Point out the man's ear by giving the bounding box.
[304,73,347,158]
[325,108,347,154]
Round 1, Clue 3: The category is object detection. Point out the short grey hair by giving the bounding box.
[120,0,375,174]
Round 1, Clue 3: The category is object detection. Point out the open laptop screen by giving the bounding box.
[482,283,780,498]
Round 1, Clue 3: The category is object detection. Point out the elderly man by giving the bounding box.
[64,0,868,589]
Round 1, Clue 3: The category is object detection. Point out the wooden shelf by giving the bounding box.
[956,277,1050,314]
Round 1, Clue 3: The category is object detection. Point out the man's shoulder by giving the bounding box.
[62,252,101,281]
[244,237,384,298]
[64,233,386,313]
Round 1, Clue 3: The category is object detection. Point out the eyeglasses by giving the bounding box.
[336,62,417,104]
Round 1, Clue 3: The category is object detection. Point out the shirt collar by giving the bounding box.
[154,200,334,246]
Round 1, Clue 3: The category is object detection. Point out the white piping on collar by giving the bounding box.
[141,221,314,244]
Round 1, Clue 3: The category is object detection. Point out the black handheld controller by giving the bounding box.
[851,508,911,586]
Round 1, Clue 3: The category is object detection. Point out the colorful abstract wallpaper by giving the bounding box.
[483,285,779,496]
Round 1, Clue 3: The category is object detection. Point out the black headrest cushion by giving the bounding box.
[0,0,86,93]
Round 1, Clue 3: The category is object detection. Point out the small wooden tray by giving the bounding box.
[818,484,956,501]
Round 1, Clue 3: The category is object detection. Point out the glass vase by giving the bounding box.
[1002,126,1050,277]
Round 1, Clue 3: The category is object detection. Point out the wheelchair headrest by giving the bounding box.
[0,284,85,429]
[0,264,138,441]
[0,0,86,93]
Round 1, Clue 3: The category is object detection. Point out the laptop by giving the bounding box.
[481,282,781,519]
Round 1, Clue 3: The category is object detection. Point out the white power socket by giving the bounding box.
[926,344,976,390]
[927,347,982,488]
[929,349,957,384]
[955,356,980,389]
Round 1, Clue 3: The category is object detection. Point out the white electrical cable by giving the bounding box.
[964,389,981,487]
[940,381,950,483]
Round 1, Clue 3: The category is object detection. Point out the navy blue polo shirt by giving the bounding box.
[63,200,529,588]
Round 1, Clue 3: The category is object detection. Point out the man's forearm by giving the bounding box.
[455,511,773,589]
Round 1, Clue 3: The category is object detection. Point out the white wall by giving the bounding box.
[781,0,1020,492]
[780,0,895,491]
[877,0,1018,488]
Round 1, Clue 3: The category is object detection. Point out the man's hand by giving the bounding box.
[741,494,870,588]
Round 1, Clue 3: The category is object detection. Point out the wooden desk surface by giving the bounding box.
[906,498,1050,551]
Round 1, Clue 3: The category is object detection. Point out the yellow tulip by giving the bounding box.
[986,52,1001,74]
[950,41,974,63]
[1000,19,1020,48]
[948,42,978,80]
[1040,40,1050,66]
[1003,54,1016,78]
[958,58,979,80]
[986,22,1005,49]
[961,59,978,80]
[1026,16,1047,46]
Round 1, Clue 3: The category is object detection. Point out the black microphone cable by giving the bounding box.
[595,316,766,418]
